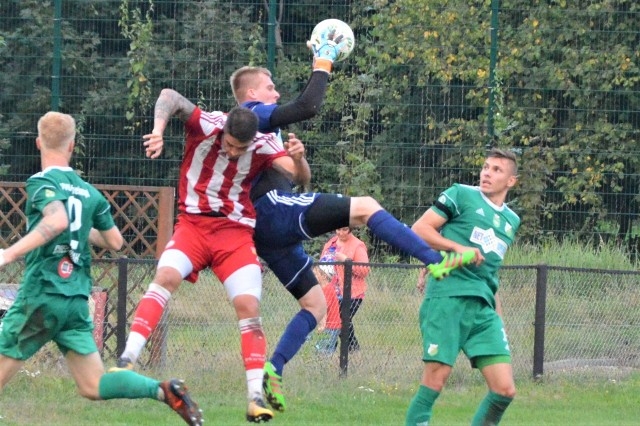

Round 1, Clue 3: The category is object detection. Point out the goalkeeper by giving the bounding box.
[230,29,475,413]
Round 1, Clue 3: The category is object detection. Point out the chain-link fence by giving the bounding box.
[1,258,637,389]
[1,1,639,247]
[537,266,640,375]
[4,259,626,385]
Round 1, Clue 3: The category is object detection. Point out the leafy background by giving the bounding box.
[0,0,638,259]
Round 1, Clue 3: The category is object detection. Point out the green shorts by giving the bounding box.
[0,291,97,360]
[419,296,511,367]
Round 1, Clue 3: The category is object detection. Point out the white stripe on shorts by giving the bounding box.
[266,190,316,206]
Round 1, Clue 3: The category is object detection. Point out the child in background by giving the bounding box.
[313,266,342,354]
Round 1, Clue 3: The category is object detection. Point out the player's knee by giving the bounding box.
[153,268,183,293]
[224,264,263,307]
[496,384,516,399]
[489,381,516,399]
[232,294,261,319]
[156,249,193,290]
[355,196,381,211]
[422,362,451,392]
[422,376,446,393]
[351,196,382,224]
[303,297,327,321]
[299,286,327,321]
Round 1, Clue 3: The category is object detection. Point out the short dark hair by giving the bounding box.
[224,106,259,144]
[487,147,518,175]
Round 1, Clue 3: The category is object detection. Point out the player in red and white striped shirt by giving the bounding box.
[176,104,288,226]
[113,88,310,423]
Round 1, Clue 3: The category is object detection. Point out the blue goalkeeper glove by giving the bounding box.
[308,28,348,73]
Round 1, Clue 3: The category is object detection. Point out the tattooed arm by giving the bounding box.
[142,88,197,159]
[0,200,68,267]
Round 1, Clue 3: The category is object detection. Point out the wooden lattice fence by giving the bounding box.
[0,183,174,360]
[0,182,174,259]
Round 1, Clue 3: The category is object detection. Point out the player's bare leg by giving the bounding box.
[0,354,25,390]
[471,362,515,425]
[405,361,451,425]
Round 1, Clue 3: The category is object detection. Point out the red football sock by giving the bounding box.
[130,284,170,339]
[239,317,267,371]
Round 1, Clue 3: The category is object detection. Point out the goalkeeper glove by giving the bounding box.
[309,28,348,73]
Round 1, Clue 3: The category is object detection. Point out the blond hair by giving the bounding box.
[229,66,272,102]
[37,111,75,151]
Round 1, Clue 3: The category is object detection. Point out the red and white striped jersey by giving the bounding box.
[177,106,286,227]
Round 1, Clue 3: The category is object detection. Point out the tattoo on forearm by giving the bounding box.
[38,201,65,242]
[36,222,58,242]
[154,99,173,122]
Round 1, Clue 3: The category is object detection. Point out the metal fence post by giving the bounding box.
[533,264,548,379]
[339,259,353,377]
[487,0,501,143]
[116,257,129,357]
[266,0,277,74]
[51,0,62,111]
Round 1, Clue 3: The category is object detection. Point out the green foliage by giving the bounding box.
[0,1,120,177]
[349,0,500,224]
[349,0,640,244]
[0,31,8,176]
[499,0,640,241]
[119,0,155,132]
[0,0,638,248]
[0,118,10,176]
[326,73,382,200]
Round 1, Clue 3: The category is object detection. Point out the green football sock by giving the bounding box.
[471,390,513,426]
[405,385,440,426]
[98,370,160,400]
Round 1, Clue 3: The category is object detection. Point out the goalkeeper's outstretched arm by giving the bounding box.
[269,71,328,128]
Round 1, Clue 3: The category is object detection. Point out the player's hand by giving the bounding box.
[284,133,305,161]
[307,27,348,63]
[308,27,348,73]
[142,130,164,159]
[0,249,14,268]
[459,246,484,266]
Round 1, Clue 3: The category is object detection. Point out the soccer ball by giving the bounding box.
[310,19,355,62]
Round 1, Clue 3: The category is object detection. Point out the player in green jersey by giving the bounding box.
[0,112,203,425]
[406,148,520,426]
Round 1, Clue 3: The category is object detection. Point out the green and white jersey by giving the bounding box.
[21,166,115,298]
[426,184,520,307]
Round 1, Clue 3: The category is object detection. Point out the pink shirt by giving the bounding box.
[322,283,342,329]
[321,234,370,299]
